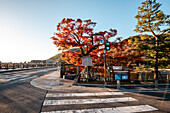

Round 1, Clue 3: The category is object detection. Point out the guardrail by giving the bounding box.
[0,63,57,70]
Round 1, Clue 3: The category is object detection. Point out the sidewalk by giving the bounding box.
[30,71,170,93]
[30,71,113,93]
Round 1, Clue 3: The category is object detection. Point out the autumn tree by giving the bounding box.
[51,18,117,79]
[108,37,144,69]
[134,0,170,87]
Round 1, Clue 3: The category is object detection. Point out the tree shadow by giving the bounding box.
[139,91,170,101]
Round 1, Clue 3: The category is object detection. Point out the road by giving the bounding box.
[0,67,57,113]
[41,90,170,113]
[0,68,170,113]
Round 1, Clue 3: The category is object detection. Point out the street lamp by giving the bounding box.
[90,34,107,84]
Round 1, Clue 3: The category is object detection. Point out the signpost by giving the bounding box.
[82,56,92,66]
[113,69,130,89]
[82,56,92,83]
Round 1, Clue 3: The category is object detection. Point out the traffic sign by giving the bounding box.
[99,45,105,49]
[100,39,104,44]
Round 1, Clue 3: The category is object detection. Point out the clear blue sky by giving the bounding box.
[0,0,169,63]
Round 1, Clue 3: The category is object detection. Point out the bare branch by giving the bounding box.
[159,27,170,36]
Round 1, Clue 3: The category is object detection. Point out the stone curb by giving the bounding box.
[30,71,114,92]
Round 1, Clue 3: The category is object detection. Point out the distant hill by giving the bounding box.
[47,48,80,62]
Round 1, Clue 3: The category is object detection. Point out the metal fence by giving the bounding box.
[62,63,170,84]
[0,63,57,70]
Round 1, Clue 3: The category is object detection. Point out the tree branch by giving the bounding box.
[80,47,85,56]
[73,32,81,43]
[70,33,79,43]
[86,44,100,55]
[159,27,170,36]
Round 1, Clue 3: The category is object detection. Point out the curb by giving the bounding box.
[73,83,170,88]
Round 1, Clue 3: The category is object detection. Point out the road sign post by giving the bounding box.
[117,80,120,89]
[114,69,130,89]
[82,56,92,83]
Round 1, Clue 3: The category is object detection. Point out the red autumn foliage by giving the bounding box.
[52,18,143,72]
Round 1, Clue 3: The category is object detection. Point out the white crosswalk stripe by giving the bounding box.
[43,97,137,106]
[41,105,158,113]
[41,92,158,113]
[46,92,124,97]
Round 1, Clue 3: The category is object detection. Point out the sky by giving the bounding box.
[0,0,169,63]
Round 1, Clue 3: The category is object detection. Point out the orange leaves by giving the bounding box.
[76,19,82,24]
[67,18,74,23]
[61,18,66,24]
[116,37,122,41]
[84,19,91,23]
[53,40,57,44]
[51,18,140,67]
[51,36,58,40]
[109,29,117,36]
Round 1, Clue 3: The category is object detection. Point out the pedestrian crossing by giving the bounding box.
[46,92,124,97]
[41,91,158,113]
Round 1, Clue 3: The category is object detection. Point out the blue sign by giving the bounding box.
[100,39,104,44]
[115,74,121,80]
[122,74,128,80]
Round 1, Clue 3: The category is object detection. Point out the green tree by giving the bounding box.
[134,0,170,87]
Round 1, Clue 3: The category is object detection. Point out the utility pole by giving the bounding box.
[90,34,107,85]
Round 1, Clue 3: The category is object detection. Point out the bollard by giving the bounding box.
[167,74,169,83]
[155,79,158,88]
[13,63,15,69]
[117,80,120,89]
[6,64,9,70]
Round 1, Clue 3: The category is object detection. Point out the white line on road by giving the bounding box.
[41,105,158,113]
[46,92,124,97]
[43,97,137,106]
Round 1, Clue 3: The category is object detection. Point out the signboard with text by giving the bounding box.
[113,66,122,70]
[82,56,92,66]
[113,70,130,80]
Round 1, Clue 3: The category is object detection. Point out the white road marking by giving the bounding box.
[0,68,57,83]
[41,105,158,113]
[46,92,124,97]
[43,97,137,106]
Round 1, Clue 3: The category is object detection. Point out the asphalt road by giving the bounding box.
[41,90,170,113]
[0,68,170,113]
[125,91,170,113]
[0,67,57,113]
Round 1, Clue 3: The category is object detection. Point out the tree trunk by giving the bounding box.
[154,36,159,88]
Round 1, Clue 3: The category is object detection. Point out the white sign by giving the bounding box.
[113,66,122,70]
[82,56,92,66]
[98,52,101,56]
[99,45,105,49]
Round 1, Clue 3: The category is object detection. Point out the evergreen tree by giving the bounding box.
[134,0,170,87]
